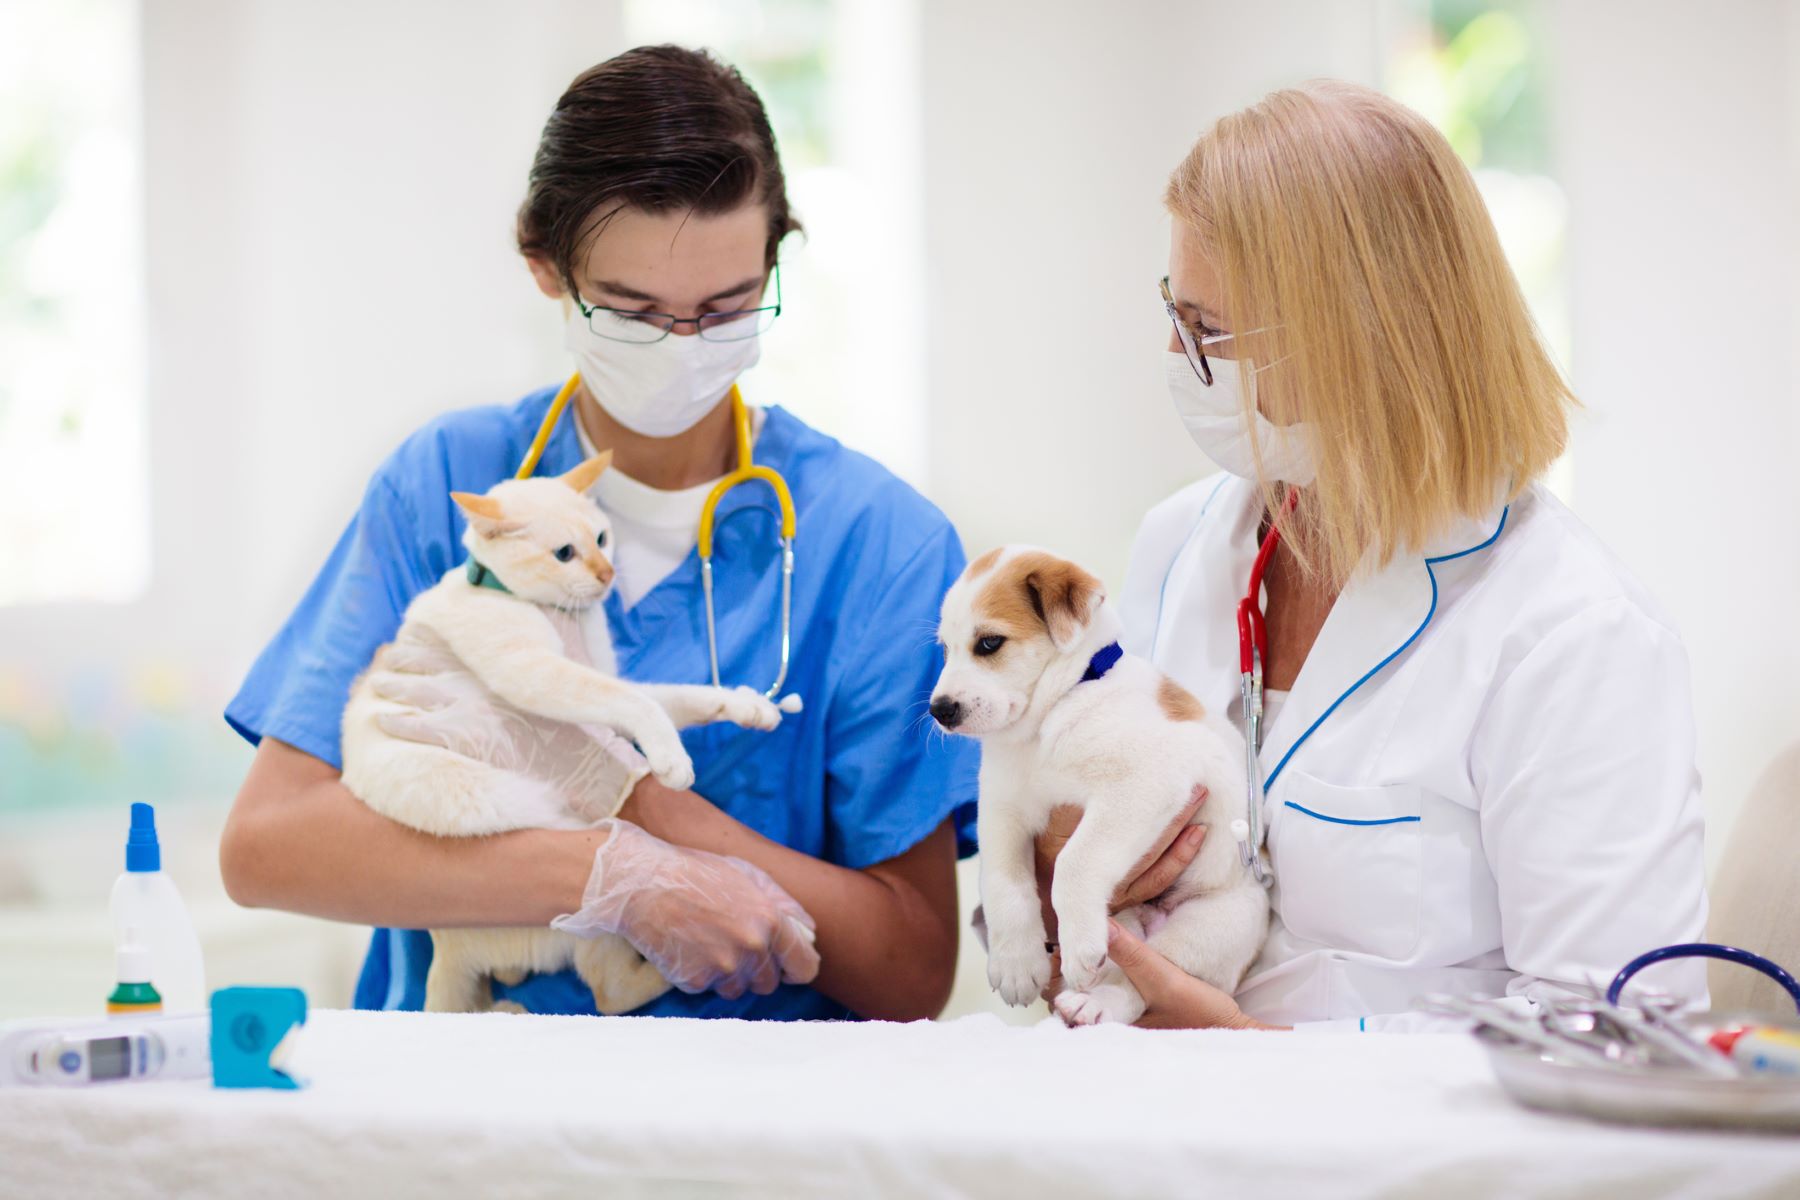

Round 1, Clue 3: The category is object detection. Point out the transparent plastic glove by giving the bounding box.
[551,819,822,998]
[370,641,649,822]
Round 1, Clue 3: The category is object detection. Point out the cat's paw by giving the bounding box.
[1054,983,1146,1027]
[642,738,696,792]
[720,686,782,731]
[987,937,1053,1007]
[1057,917,1109,992]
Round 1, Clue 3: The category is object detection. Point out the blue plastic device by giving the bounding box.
[211,986,308,1089]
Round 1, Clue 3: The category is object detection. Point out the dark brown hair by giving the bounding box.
[517,45,800,291]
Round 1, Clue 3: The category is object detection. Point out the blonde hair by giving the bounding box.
[1165,80,1573,584]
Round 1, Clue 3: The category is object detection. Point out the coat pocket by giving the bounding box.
[1268,773,1425,960]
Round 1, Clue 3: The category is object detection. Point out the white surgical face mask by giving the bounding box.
[565,309,762,439]
[1164,350,1316,486]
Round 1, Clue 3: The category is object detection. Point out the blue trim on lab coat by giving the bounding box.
[1263,507,1511,795]
[1281,802,1422,827]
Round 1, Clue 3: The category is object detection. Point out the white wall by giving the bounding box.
[920,0,1387,590]
[173,0,626,660]
[1552,0,1800,855]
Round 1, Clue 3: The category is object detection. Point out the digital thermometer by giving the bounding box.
[0,1014,210,1087]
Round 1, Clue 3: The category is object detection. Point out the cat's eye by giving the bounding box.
[553,544,577,563]
[596,530,608,549]
[974,635,1006,657]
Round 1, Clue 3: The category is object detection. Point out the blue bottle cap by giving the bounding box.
[126,802,161,873]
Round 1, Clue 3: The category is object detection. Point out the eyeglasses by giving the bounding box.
[1160,275,1241,386]
[575,265,783,344]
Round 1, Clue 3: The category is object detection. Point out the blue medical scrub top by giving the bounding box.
[226,385,979,1020]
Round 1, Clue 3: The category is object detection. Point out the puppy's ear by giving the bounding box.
[1023,558,1105,650]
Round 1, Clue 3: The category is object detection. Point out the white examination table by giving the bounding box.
[4,1010,1797,1197]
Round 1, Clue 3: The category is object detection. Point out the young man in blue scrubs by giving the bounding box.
[220,46,978,1022]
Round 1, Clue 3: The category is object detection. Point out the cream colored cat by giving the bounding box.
[340,452,784,1015]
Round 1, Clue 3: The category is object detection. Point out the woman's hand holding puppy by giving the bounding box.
[1032,784,1210,941]
[1103,921,1287,1030]
[1031,784,1286,1029]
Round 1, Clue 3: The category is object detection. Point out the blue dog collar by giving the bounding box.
[1081,641,1124,683]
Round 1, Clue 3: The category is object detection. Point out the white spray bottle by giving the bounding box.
[108,803,207,1013]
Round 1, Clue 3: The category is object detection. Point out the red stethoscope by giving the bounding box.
[1232,488,1299,887]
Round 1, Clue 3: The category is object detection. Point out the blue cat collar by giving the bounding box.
[465,558,510,594]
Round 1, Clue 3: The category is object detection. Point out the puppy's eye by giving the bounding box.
[553,544,577,563]
[974,635,1006,657]
[596,530,608,549]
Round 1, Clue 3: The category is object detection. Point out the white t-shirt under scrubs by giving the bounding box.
[575,408,762,608]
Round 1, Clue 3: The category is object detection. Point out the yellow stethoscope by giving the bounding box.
[515,372,803,713]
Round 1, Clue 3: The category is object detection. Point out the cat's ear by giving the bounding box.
[558,451,613,494]
[451,491,523,535]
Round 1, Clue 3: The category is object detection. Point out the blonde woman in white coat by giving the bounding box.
[1046,82,1707,1032]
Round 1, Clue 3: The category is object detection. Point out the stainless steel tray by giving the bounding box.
[1479,1020,1800,1133]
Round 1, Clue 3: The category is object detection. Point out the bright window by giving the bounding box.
[1388,0,1573,494]
[1389,1,1568,360]
[0,0,148,605]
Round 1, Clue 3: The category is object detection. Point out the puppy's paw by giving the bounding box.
[1057,919,1109,992]
[722,686,782,731]
[488,999,529,1015]
[987,940,1053,1008]
[1054,983,1146,1027]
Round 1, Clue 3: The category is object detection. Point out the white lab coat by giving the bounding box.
[1120,474,1709,1031]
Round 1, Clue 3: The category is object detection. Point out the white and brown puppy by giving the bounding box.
[931,546,1269,1025]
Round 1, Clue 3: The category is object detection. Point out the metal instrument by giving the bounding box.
[1431,944,1800,1131]
[1230,489,1299,887]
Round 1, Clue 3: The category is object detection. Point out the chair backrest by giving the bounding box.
[1707,741,1800,1015]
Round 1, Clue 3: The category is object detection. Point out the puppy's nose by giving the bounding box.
[929,696,964,729]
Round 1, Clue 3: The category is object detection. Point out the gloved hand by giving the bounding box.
[551,819,822,998]
[369,640,650,823]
